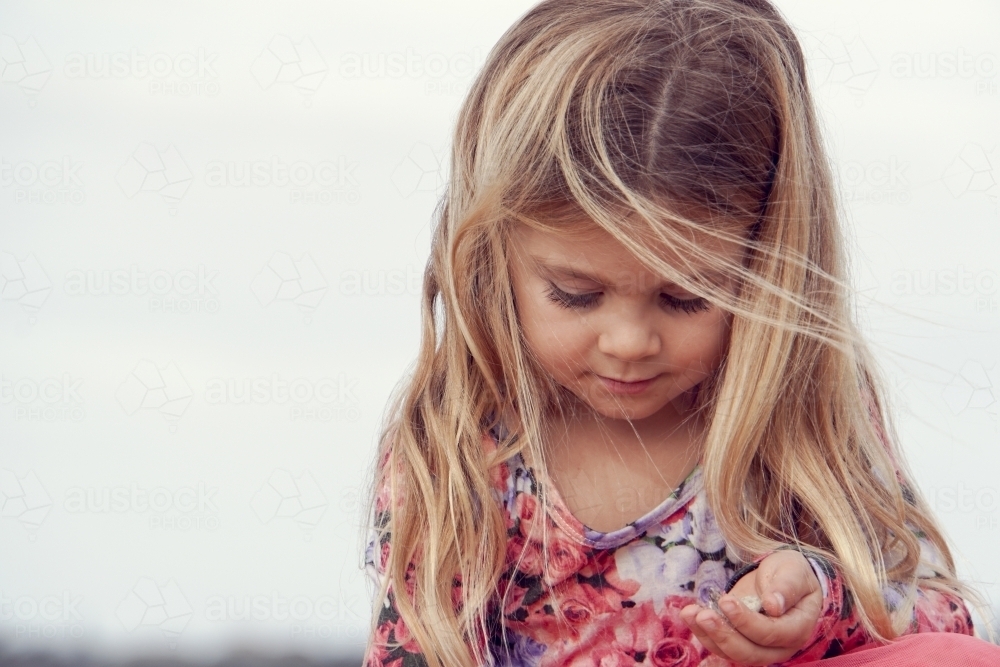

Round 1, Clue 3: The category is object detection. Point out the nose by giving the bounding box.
[596,314,662,361]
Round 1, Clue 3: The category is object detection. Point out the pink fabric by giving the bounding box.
[796,632,1000,667]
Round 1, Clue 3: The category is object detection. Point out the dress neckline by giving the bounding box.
[514,449,703,549]
[489,417,703,549]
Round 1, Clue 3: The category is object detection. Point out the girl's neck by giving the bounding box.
[519,389,706,530]
[543,387,706,464]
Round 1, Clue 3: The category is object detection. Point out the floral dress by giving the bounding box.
[363,421,973,667]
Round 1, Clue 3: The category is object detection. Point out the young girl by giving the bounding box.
[360,0,993,665]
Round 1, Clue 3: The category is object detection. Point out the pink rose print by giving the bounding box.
[365,619,394,666]
[378,541,390,572]
[484,432,512,487]
[507,534,545,576]
[913,596,934,632]
[580,550,642,599]
[515,492,542,540]
[516,582,609,651]
[605,600,708,665]
[649,636,700,667]
[567,643,635,667]
[543,536,590,587]
[374,473,391,516]
[659,595,696,640]
[538,623,619,666]
[392,615,423,655]
[553,577,618,627]
[613,600,667,652]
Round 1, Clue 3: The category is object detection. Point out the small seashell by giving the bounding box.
[740,594,763,613]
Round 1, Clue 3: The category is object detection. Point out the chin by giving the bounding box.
[592,400,664,421]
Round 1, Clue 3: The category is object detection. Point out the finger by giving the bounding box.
[716,592,817,649]
[689,607,795,666]
[681,606,734,662]
[755,551,820,617]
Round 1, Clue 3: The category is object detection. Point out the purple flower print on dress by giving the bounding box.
[654,507,693,547]
[662,544,701,591]
[686,495,726,554]
[694,559,730,607]
[882,582,907,612]
[505,631,546,667]
[613,539,668,591]
[615,543,702,616]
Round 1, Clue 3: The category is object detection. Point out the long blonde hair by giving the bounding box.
[361,0,973,664]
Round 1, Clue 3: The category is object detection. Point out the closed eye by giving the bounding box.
[543,283,711,314]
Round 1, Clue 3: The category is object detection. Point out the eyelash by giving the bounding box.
[544,283,712,314]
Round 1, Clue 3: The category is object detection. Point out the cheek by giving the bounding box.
[676,316,730,370]
[516,301,589,370]
[525,312,588,365]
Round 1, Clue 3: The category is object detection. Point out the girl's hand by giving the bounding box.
[679,549,823,666]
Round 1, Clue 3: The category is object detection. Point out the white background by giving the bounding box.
[1,0,997,663]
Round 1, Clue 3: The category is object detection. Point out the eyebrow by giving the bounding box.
[532,257,721,289]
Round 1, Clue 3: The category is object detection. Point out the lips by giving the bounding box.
[598,374,660,395]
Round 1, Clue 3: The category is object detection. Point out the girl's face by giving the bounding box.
[508,220,744,426]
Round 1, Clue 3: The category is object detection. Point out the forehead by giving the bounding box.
[509,222,743,282]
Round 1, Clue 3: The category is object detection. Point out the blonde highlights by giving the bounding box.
[361,1,973,664]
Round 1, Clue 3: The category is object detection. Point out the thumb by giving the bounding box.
[755,551,818,617]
